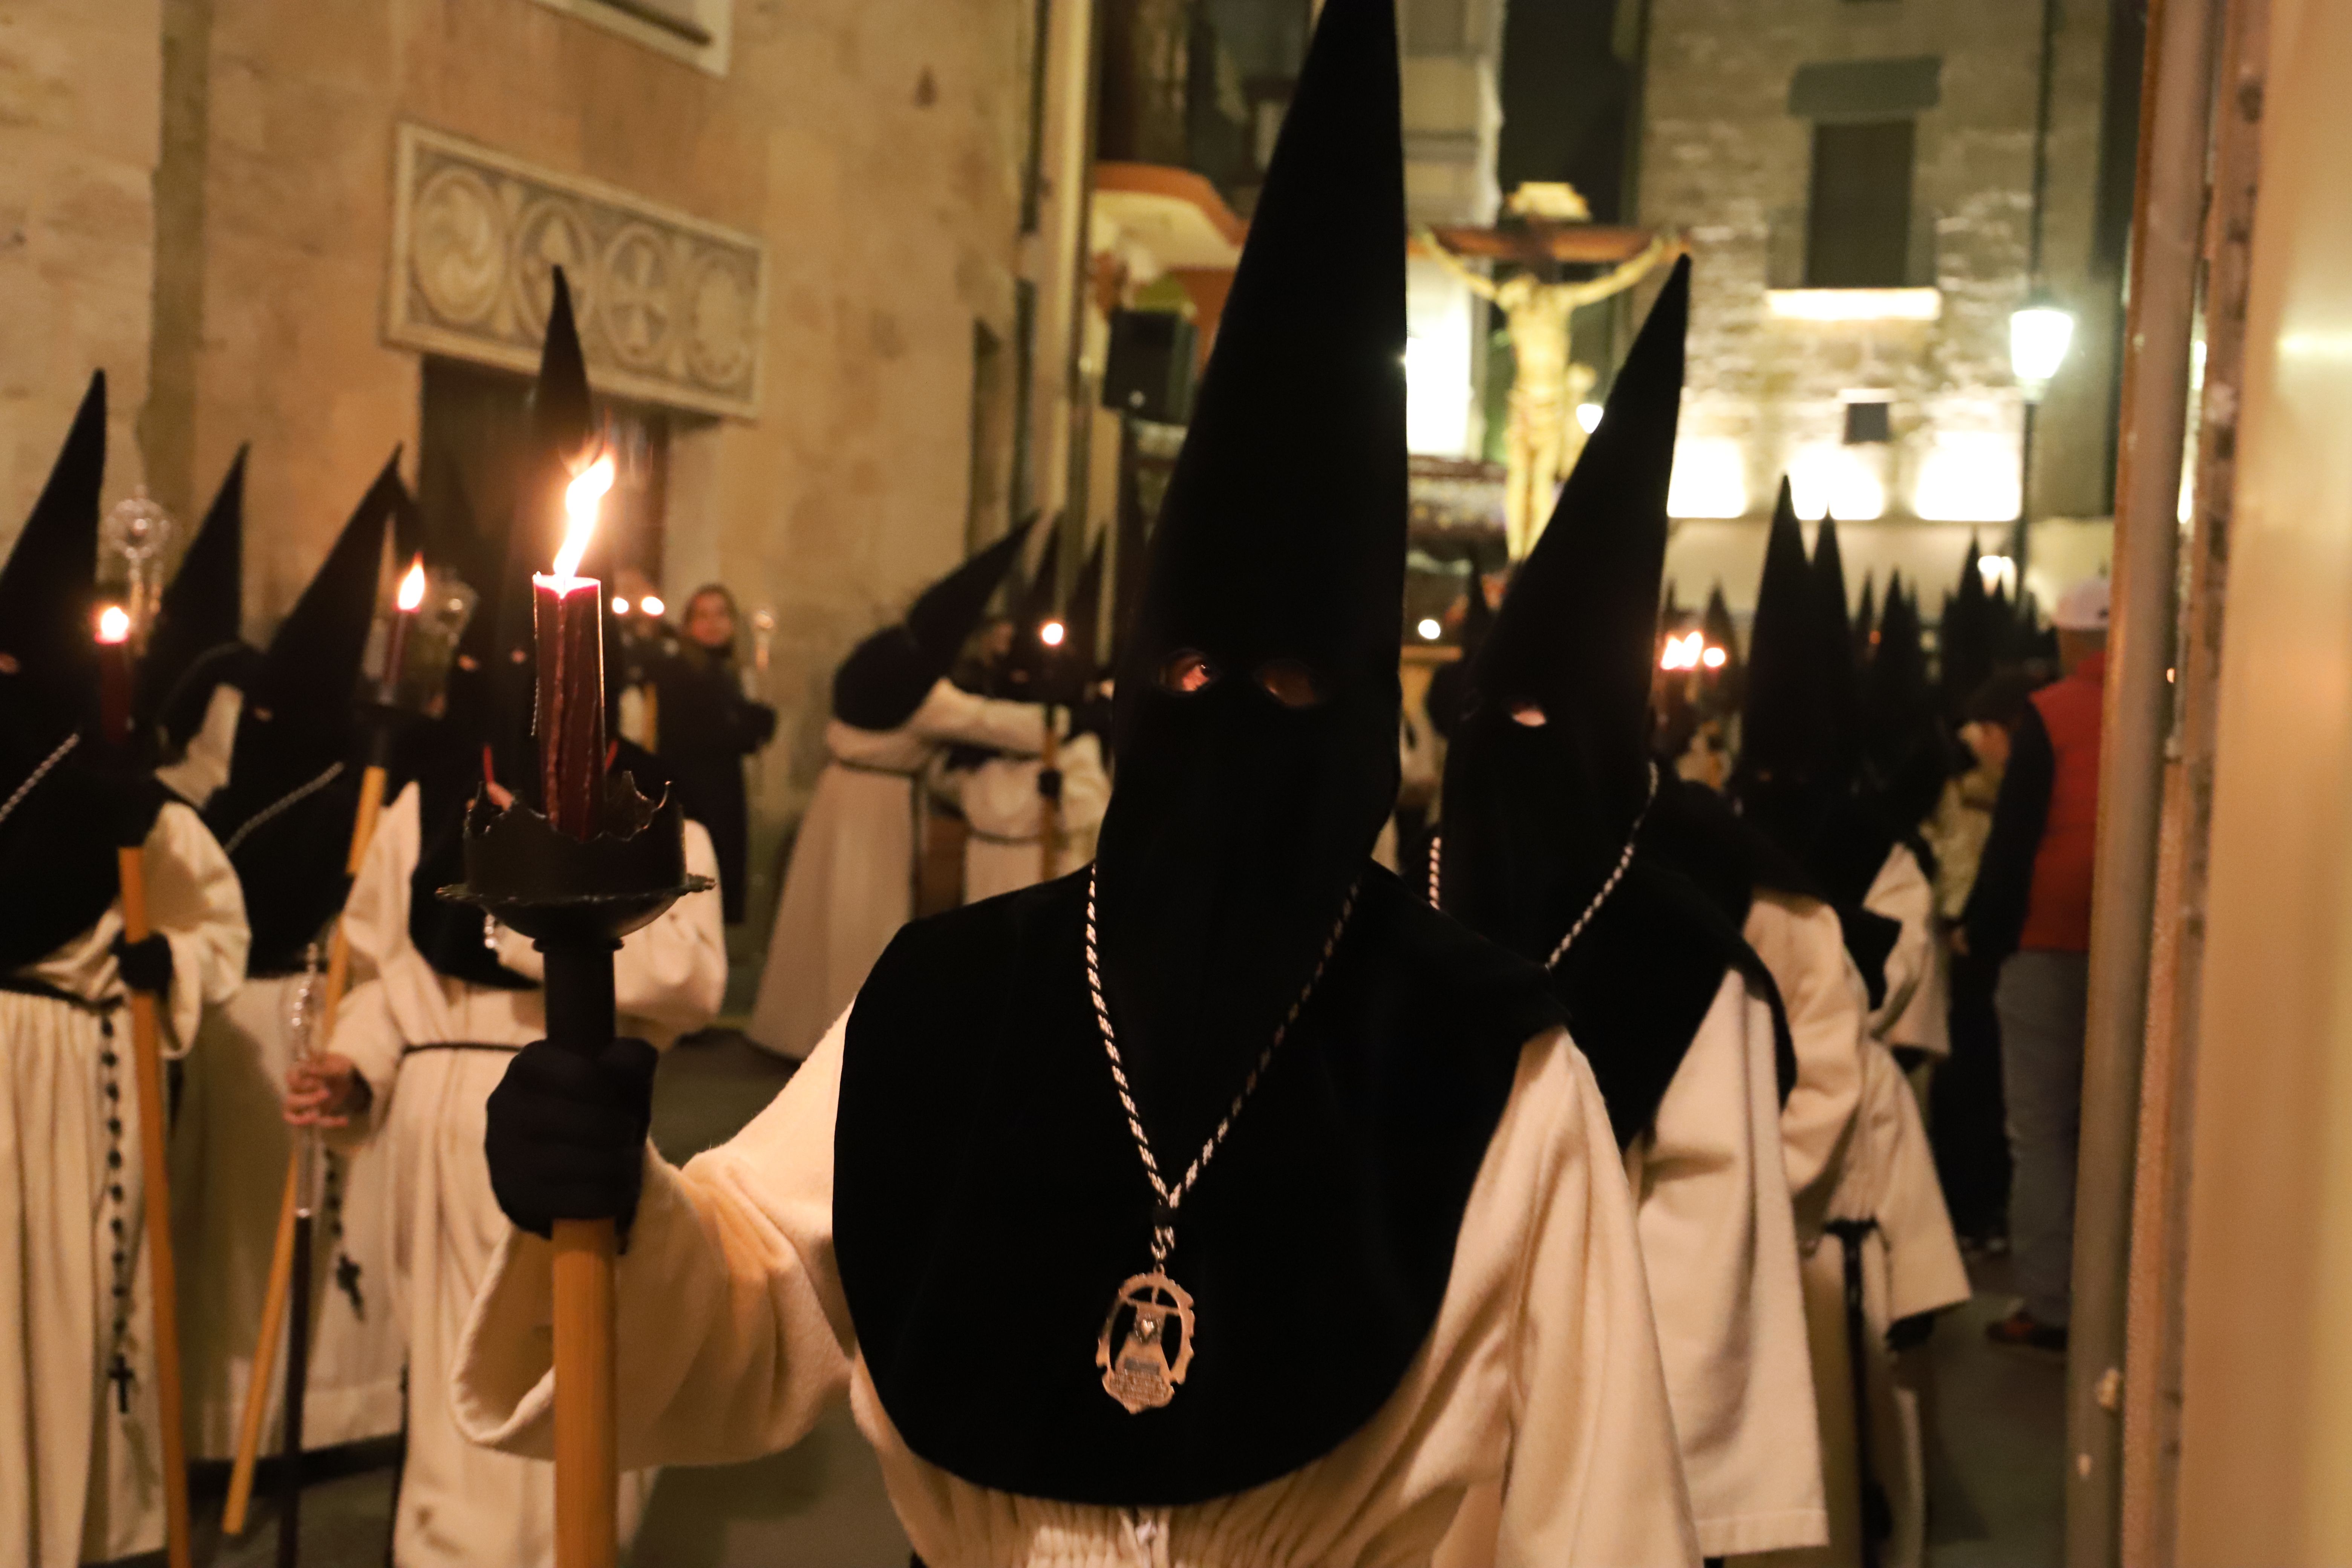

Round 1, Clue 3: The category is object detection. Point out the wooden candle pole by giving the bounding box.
[117,847,194,1568]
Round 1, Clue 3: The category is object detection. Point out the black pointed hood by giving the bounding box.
[1095,0,1407,1123]
[0,373,107,741]
[205,455,401,975]
[1426,259,1776,1148]
[143,447,252,748]
[832,518,1036,730]
[1438,254,1687,957]
[1854,571,1877,671]
[1699,581,1743,710]
[1940,533,1993,709]
[1738,478,1824,785]
[1063,529,1110,683]
[1810,513,1859,781]
[995,527,1064,700]
[0,372,168,970]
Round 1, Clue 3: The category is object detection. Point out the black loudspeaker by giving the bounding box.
[1102,310,1198,423]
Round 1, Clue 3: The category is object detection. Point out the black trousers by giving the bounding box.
[1930,949,2013,1240]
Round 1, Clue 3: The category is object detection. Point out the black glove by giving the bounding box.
[1037,767,1064,803]
[484,1037,659,1243]
[112,934,173,997]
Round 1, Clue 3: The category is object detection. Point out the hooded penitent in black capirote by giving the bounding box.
[142,448,261,755]
[989,526,1063,702]
[0,374,169,970]
[833,0,1557,1507]
[201,456,403,977]
[1421,554,1496,741]
[1730,481,1907,997]
[831,519,1038,732]
[406,268,600,990]
[1425,259,1794,1150]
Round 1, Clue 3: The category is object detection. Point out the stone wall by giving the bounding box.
[1638,0,2121,596]
[0,0,162,542]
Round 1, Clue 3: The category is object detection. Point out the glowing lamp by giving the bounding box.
[1040,620,1067,649]
[2010,292,2076,401]
[1417,618,1443,643]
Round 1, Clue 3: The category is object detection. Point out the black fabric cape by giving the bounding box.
[0,737,168,971]
[1410,828,1795,1150]
[835,865,1561,1507]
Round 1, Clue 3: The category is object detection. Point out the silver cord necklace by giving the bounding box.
[0,733,80,832]
[1427,761,1660,971]
[1083,864,1357,1413]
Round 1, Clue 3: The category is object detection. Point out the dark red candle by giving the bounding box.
[96,604,133,745]
[532,456,617,839]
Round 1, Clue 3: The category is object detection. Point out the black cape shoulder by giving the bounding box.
[1411,828,1795,1149]
[834,864,1560,1506]
[0,743,167,972]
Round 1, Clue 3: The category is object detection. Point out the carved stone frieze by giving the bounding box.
[389,124,765,418]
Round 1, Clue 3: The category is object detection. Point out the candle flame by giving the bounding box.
[1702,645,1728,670]
[640,594,664,618]
[397,556,428,611]
[554,455,616,580]
[1660,630,1706,671]
[612,596,631,615]
[1040,619,1067,648]
[96,605,132,645]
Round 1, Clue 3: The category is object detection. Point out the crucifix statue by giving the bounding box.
[1419,185,1683,557]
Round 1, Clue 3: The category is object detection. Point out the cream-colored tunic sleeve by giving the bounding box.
[455,1016,1700,1567]
[451,1014,855,1470]
[1861,845,1946,1058]
[905,678,1054,754]
[1628,972,1827,1558]
[24,801,250,1054]
[1742,892,1867,1241]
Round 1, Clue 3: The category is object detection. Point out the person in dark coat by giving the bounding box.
[653,584,777,924]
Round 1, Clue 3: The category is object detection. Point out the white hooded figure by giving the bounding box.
[747,521,1056,1059]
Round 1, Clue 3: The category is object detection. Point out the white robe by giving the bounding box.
[325,784,725,1568]
[1861,845,1946,1059]
[173,976,405,1459]
[1734,892,1969,1568]
[949,733,1111,905]
[0,803,248,1566]
[154,683,243,810]
[1629,971,1827,1558]
[451,1014,1703,1568]
[746,680,1052,1060]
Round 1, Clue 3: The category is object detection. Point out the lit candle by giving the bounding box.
[96,604,133,744]
[380,556,427,704]
[533,455,616,839]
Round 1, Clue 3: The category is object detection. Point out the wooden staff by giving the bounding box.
[116,846,193,1568]
[541,942,621,1568]
[222,757,389,1536]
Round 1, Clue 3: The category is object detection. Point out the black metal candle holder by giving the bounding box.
[438,774,711,1046]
